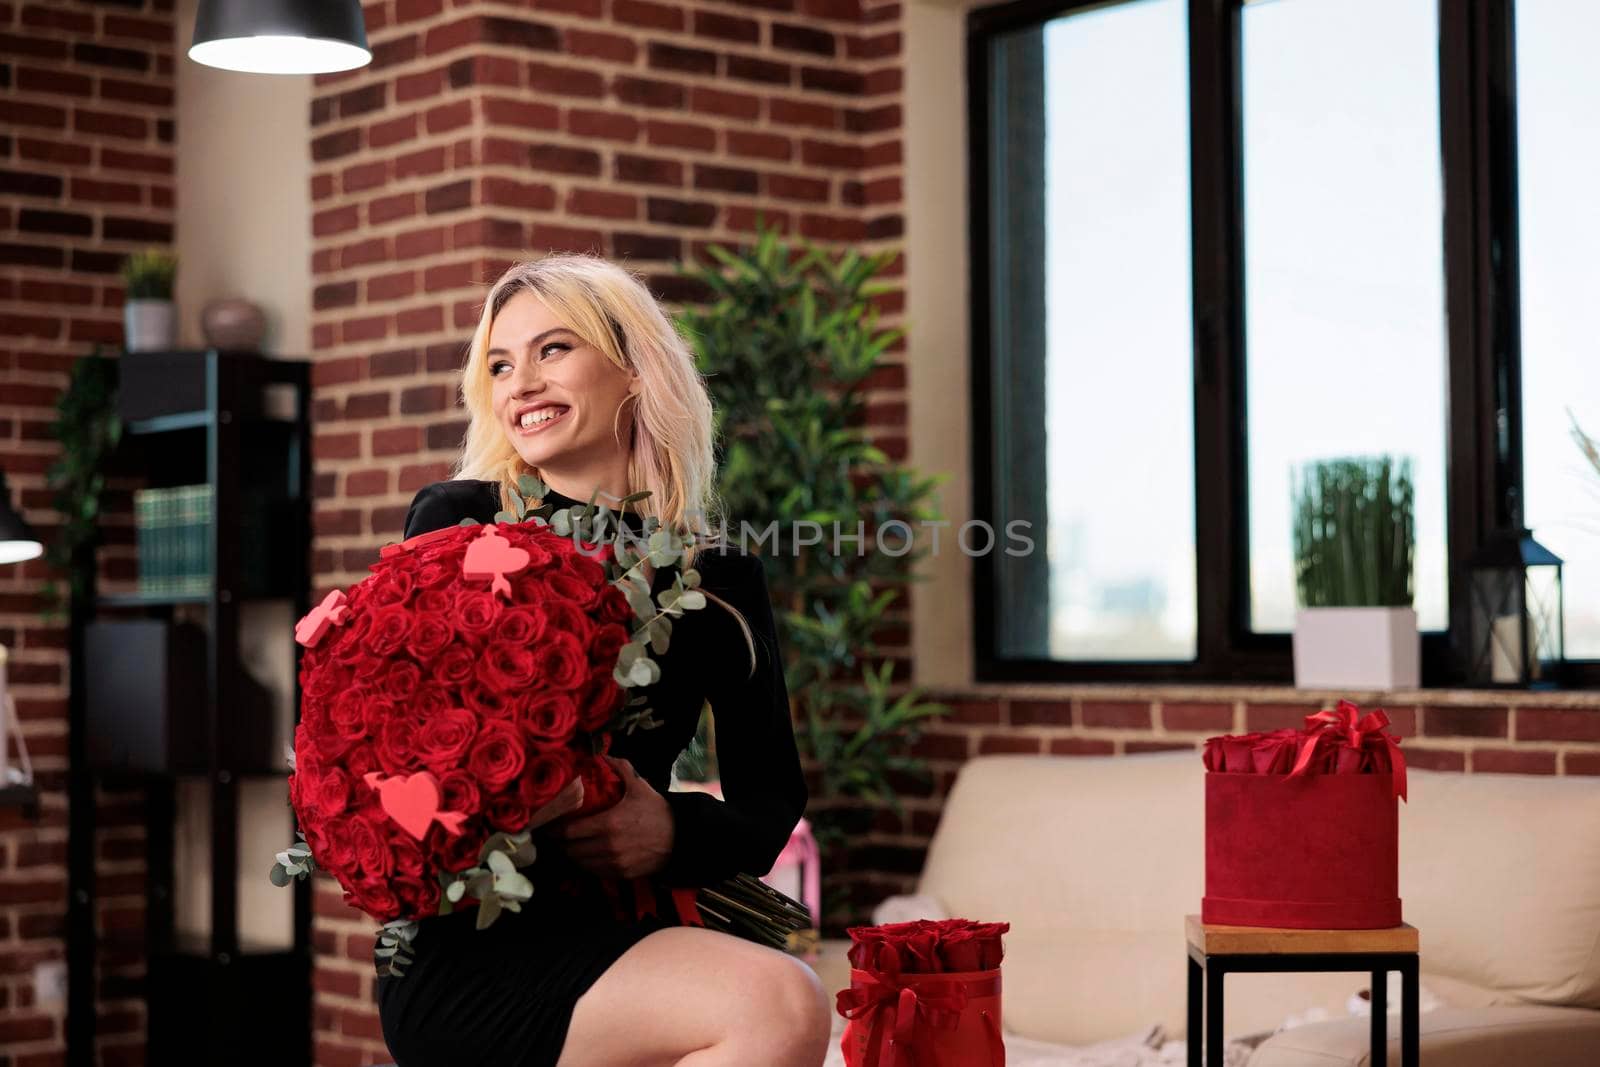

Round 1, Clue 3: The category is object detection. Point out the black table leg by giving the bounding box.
[1188,956,1202,1067]
[1206,961,1225,1067]
[1370,968,1387,1067]
[1401,955,1419,1065]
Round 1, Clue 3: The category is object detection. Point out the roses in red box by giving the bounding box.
[1202,701,1408,930]
[837,919,1009,1067]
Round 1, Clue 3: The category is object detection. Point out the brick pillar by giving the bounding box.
[1,2,177,1064]
[304,0,906,1061]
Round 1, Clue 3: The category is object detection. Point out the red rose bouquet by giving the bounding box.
[269,476,709,974]
[836,918,1009,1067]
[1201,699,1407,799]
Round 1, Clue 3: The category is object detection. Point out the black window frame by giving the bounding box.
[969,0,1597,688]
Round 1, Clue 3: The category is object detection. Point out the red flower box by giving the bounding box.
[837,919,1008,1067]
[1201,702,1407,930]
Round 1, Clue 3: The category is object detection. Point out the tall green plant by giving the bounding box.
[675,227,951,910]
[1292,455,1415,608]
[40,349,122,624]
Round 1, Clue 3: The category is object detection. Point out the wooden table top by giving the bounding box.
[1187,915,1419,955]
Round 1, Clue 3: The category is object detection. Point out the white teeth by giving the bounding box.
[518,407,565,429]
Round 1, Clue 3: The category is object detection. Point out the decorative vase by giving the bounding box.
[201,298,267,350]
[1292,606,1420,690]
[123,300,176,353]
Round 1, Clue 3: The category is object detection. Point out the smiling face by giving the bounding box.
[488,289,639,489]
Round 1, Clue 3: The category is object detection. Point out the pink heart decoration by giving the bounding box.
[294,589,350,648]
[364,770,463,840]
[462,527,532,601]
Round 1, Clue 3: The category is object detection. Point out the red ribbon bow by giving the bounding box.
[1290,700,1407,802]
[835,954,979,1067]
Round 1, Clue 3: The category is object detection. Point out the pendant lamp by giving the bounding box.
[189,0,371,75]
[0,471,42,566]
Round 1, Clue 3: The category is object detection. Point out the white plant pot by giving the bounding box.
[1292,607,1420,691]
[123,299,176,353]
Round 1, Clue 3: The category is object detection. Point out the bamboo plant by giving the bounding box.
[1292,456,1416,608]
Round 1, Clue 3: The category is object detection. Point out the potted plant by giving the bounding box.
[675,225,951,931]
[1290,455,1419,690]
[120,249,178,353]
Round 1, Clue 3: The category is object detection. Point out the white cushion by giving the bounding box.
[1249,1004,1600,1067]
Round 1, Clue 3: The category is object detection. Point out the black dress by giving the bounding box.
[376,479,808,1067]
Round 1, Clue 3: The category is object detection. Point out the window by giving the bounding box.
[980,0,1196,663]
[970,0,1599,686]
[1515,0,1600,658]
[1241,0,1449,634]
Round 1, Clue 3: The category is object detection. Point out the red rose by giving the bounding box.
[311,768,354,819]
[439,823,482,871]
[565,550,607,588]
[363,605,414,657]
[467,721,526,791]
[349,814,392,878]
[597,586,633,625]
[542,601,596,645]
[328,690,368,744]
[463,684,513,720]
[532,632,588,691]
[485,790,531,832]
[477,641,540,690]
[415,707,478,772]
[589,623,629,667]
[406,613,454,660]
[416,588,452,615]
[520,692,578,743]
[451,589,500,635]
[371,567,415,606]
[330,614,374,665]
[358,879,400,921]
[577,676,623,732]
[521,746,575,808]
[376,715,419,775]
[433,645,476,686]
[392,836,426,880]
[438,769,482,817]
[319,814,358,873]
[305,662,350,701]
[411,685,453,721]
[548,572,601,609]
[415,559,455,589]
[361,697,402,739]
[380,661,423,703]
[497,607,547,646]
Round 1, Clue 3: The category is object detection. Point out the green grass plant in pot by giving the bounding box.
[120,249,178,353]
[1290,455,1419,689]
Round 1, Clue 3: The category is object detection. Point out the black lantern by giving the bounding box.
[1465,527,1564,687]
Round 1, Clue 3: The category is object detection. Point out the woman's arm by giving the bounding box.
[655,549,810,888]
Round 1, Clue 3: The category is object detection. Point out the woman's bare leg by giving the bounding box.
[554,926,833,1067]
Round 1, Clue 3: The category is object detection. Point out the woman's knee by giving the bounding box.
[556,927,830,1067]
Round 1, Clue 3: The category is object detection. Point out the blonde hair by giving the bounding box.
[452,254,756,676]
[452,252,724,571]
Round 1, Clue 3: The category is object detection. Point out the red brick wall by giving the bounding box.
[304,1,904,1062]
[1,2,176,1064]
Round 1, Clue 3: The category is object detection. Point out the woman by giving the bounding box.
[375,254,833,1067]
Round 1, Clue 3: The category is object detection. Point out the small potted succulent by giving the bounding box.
[1291,455,1419,690]
[120,249,178,353]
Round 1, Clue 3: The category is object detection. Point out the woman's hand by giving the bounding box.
[555,756,674,880]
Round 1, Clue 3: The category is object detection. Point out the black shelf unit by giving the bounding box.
[68,350,314,1066]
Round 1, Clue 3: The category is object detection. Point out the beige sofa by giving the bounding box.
[813,752,1600,1065]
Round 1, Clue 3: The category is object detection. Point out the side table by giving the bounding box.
[1185,915,1419,1067]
